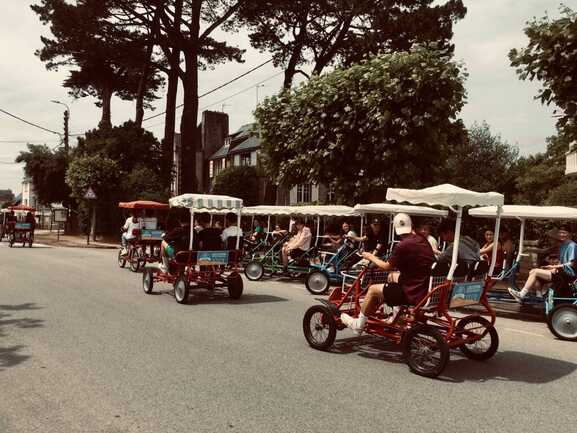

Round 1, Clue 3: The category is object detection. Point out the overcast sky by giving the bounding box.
[0,0,569,194]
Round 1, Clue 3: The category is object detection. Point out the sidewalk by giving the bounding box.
[33,230,118,249]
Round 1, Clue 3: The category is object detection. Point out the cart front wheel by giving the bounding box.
[129,249,142,272]
[303,305,337,351]
[244,261,264,281]
[403,325,449,378]
[174,276,190,304]
[305,270,330,295]
[456,316,499,360]
[117,250,127,268]
[227,272,243,299]
[547,304,577,341]
[142,268,155,294]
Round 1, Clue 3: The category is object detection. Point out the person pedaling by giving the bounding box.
[159,212,191,273]
[120,210,141,255]
[508,225,577,302]
[281,217,312,274]
[340,213,435,334]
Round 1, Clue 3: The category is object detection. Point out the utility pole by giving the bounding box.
[51,100,70,154]
[63,109,69,153]
[256,84,265,108]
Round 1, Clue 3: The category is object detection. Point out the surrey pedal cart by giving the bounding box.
[4,205,36,248]
[303,184,504,378]
[117,200,169,272]
[470,204,577,341]
[142,194,244,304]
[304,202,449,296]
[244,205,359,286]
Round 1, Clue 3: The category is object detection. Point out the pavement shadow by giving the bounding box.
[153,289,288,305]
[329,335,404,364]
[0,303,43,311]
[441,351,577,384]
[0,303,44,371]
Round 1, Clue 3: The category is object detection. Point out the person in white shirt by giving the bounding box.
[121,210,141,254]
[282,217,312,272]
[221,212,243,248]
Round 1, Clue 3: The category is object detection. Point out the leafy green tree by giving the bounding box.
[238,0,466,89]
[32,0,164,128]
[211,166,259,206]
[444,122,519,197]
[65,154,120,200]
[75,121,170,199]
[255,47,467,202]
[509,6,577,141]
[15,144,71,205]
[0,190,15,207]
[514,133,571,205]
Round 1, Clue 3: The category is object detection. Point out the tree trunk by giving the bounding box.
[161,0,182,192]
[162,57,179,189]
[135,4,162,127]
[179,50,200,193]
[282,10,310,90]
[99,85,113,129]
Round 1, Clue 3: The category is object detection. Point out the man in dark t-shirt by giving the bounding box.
[341,213,435,335]
[350,218,388,256]
[194,213,223,250]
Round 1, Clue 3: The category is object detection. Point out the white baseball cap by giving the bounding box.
[393,213,412,235]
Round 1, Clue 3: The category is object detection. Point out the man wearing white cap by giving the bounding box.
[341,213,435,334]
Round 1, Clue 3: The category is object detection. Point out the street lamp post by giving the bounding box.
[50,100,70,153]
[256,84,265,107]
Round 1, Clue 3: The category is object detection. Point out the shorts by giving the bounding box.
[290,249,306,260]
[382,283,409,307]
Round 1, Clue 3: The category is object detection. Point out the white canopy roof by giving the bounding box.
[354,203,447,217]
[292,205,357,217]
[469,205,577,220]
[386,184,504,208]
[169,194,243,211]
[241,205,294,216]
[242,205,357,217]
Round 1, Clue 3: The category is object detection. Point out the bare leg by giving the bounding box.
[282,246,289,267]
[520,268,552,297]
[361,284,385,316]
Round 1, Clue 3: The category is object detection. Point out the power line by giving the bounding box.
[0,108,61,136]
[145,71,284,129]
[142,58,274,123]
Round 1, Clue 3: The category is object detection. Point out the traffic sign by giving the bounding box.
[84,187,97,200]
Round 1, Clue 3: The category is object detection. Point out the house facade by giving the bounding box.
[173,110,330,206]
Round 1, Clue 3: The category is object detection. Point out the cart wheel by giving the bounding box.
[403,325,449,378]
[456,316,499,360]
[142,268,155,294]
[174,276,190,304]
[227,272,243,299]
[305,270,330,295]
[117,250,127,268]
[547,304,577,341]
[129,249,142,272]
[303,305,337,351]
[244,260,264,281]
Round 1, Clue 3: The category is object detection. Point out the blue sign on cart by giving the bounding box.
[197,251,229,265]
[140,229,163,241]
[450,281,485,308]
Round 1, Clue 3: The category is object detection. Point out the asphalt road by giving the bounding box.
[0,242,576,433]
